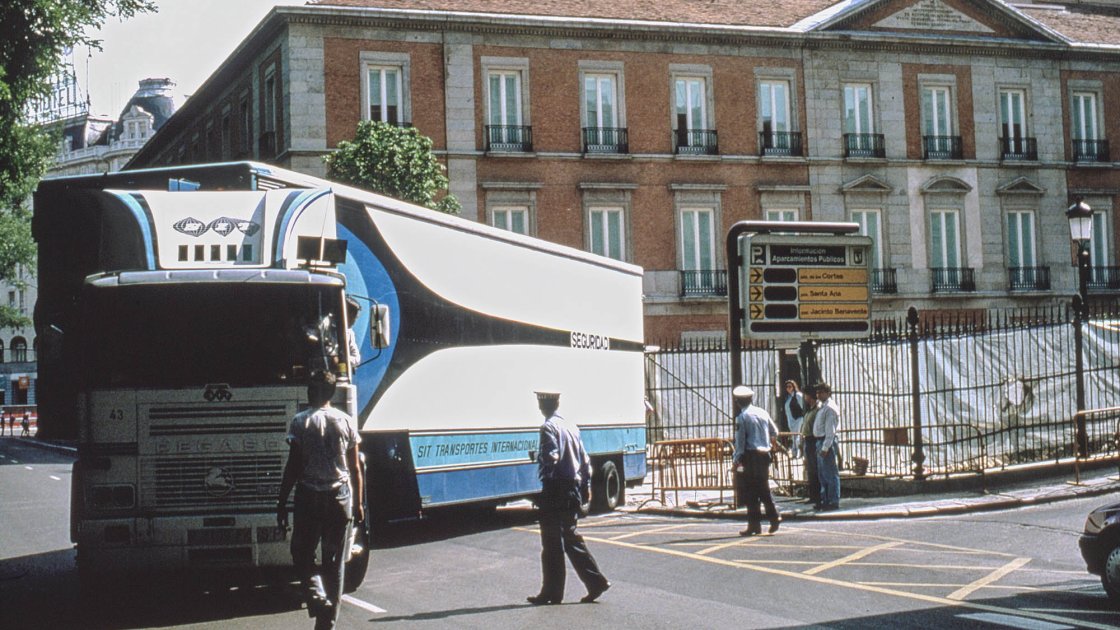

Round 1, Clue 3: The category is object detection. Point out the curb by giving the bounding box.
[624,477,1120,522]
[15,437,77,456]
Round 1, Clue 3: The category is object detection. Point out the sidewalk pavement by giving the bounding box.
[622,469,1120,522]
[17,436,1120,521]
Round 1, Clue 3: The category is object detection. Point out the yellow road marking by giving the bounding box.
[804,541,904,575]
[798,527,1019,557]
[609,523,693,541]
[696,536,769,556]
[947,557,1032,601]
[859,582,1037,591]
[569,532,1119,630]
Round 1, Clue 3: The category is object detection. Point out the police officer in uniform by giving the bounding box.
[528,390,611,605]
[277,372,364,630]
[732,386,785,536]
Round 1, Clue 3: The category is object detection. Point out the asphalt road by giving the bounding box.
[1,438,1117,629]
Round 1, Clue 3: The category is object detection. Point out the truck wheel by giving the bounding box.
[591,460,623,513]
[1103,543,1120,603]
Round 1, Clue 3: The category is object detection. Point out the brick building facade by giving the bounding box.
[126,0,1120,343]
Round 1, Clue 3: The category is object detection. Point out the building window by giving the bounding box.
[11,337,27,363]
[492,206,529,235]
[1072,91,1107,162]
[921,85,960,159]
[485,64,531,151]
[672,71,716,154]
[1091,211,1110,268]
[930,209,961,269]
[1006,210,1036,270]
[680,207,715,272]
[263,69,277,133]
[999,89,1035,160]
[0,339,4,364]
[843,83,882,158]
[259,61,281,157]
[759,79,798,155]
[361,52,411,127]
[766,209,798,223]
[580,63,626,153]
[588,206,625,261]
[852,209,883,270]
[238,91,252,155]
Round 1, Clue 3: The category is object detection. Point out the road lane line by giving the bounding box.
[571,532,1117,630]
[696,536,767,556]
[50,475,61,481]
[342,594,386,614]
[24,465,33,470]
[609,523,693,541]
[804,541,904,575]
[861,581,1037,591]
[948,557,1032,601]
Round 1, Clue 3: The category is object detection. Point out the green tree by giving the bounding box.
[324,121,461,215]
[0,0,154,328]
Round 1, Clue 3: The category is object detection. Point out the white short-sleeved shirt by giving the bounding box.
[287,405,361,492]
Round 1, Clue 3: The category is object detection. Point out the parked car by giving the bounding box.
[1079,500,1120,603]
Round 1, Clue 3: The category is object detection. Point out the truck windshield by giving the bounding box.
[79,282,346,388]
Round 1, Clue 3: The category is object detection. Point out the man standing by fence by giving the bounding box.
[814,383,841,511]
[732,386,785,536]
[799,387,821,507]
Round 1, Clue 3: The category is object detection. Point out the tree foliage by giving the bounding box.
[324,121,461,215]
[0,0,154,328]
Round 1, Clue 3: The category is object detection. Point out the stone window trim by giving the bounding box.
[484,186,538,237]
[755,66,799,132]
[481,56,531,126]
[580,183,635,262]
[578,60,627,128]
[359,51,412,125]
[671,186,725,271]
[669,64,715,131]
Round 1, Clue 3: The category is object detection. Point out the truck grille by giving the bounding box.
[143,454,284,510]
[148,404,289,436]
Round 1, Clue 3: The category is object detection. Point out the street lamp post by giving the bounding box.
[1066,198,1093,457]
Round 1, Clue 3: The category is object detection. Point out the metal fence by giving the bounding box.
[645,299,1120,480]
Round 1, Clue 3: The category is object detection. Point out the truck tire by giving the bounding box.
[591,459,623,513]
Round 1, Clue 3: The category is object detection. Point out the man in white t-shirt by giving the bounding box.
[278,371,363,630]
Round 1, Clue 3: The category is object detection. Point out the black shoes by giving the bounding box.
[769,517,781,534]
[581,581,611,603]
[739,527,761,537]
[527,594,561,605]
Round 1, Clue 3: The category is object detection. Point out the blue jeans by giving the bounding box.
[817,444,840,508]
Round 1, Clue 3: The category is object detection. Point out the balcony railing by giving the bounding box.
[485,125,533,152]
[1089,266,1120,292]
[922,135,963,160]
[1008,266,1050,291]
[1073,139,1110,163]
[759,131,802,157]
[680,270,728,297]
[583,127,629,154]
[870,268,897,294]
[673,129,718,155]
[1000,136,1038,161]
[930,267,976,293]
[843,133,885,158]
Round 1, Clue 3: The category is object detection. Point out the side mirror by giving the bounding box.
[371,304,391,349]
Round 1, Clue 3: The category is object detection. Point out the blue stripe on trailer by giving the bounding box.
[417,461,540,507]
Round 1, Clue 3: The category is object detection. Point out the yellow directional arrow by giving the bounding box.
[750,268,763,283]
[749,286,763,301]
[750,304,764,320]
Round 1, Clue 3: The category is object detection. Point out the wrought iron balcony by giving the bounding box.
[1000,136,1037,161]
[485,125,533,152]
[582,127,629,154]
[1008,266,1050,291]
[673,129,719,155]
[1073,139,1110,163]
[680,270,728,297]
[922,135,963,160]
[1088,266,1120,292]
[870,268,897,294]
[930,267,975,292]
[759,131,802,157]
[843,133,885,158]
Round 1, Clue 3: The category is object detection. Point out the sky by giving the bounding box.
[77,0,293,117]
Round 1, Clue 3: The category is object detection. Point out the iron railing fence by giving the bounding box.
[485,125,533,152]
[871,267,897,294]
[931,267,976,292]
[673,129,718,155]
[680,269,728,297]
[1073,138,1110,163]
[1008,266,1051,291]
[1090,266,1120,292]
[922,135,963,159]
[1000,136,1038,161]
[843,133,885,158]
[582,127,629,154]
[644,299,1120,479]
[759,131,802,157]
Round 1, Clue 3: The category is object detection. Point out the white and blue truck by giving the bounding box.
[33,162,647,588]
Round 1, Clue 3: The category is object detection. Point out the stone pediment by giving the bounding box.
[995,176,1045,196]
[809,0,1064,44]
[920,175,971,194]
[841,174,893,195]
